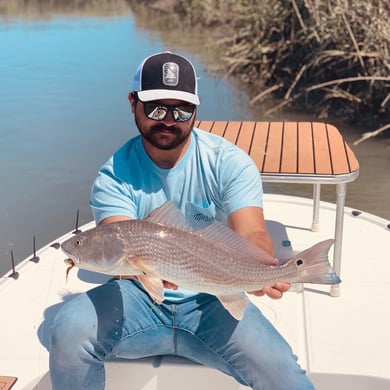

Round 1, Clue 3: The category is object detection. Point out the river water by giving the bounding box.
[0,4,389,276]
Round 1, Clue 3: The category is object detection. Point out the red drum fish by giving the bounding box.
[61,201,340,320]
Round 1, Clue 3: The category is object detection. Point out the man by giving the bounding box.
[50,51,314,389]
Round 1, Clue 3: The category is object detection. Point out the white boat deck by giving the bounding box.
[1,194,389,390]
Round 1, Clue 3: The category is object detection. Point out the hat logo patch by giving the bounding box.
[162,62,179,86]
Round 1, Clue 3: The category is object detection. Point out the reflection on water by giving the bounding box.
[0,0,133,18]
[0,2,389,276]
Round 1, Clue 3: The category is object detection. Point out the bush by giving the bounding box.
[129,0,390,132]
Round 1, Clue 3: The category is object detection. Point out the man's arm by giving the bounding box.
[99,215,130,225]
[228,206,290,300]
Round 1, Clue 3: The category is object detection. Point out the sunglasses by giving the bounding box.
[142,102,196,122]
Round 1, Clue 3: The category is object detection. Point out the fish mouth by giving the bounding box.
[61,244,80,264]
[63,255,79,264]
[62,246,80,280]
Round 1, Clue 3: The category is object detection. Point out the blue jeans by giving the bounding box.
[49,279,314,389]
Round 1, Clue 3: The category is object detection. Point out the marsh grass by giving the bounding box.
[131,0,390,136]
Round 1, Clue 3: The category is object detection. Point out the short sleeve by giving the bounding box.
[219,148,263,216]
[89,160,137,224]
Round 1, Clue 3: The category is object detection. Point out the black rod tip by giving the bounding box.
[72,209,82,234]
[30,236,40,263]
[9,250,19,279]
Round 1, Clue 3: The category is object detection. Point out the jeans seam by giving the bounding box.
[176,327,251,387]
[172,304,178,354]
[110,324,173,358]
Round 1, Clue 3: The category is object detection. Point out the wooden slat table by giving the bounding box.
[195,121,359,296]
[0,376,17,390]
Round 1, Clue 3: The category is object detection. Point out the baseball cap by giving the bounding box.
[132,51,200,105]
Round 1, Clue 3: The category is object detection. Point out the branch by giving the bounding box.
[250,84,282,105]
[305,76,390,92]
[353,123,390,145]
[337,0,366,74]
[284,63,308,100]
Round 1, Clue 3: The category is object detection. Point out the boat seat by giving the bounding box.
[105,356,250,389]
[195,121,359,296]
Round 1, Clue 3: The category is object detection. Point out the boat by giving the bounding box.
[1,193,389,389]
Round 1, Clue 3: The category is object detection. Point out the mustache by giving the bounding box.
[150,124,181,133]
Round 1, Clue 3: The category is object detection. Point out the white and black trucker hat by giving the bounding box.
[132,51,200,105]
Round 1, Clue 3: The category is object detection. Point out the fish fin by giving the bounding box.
[198,222,275,265]
[217,293,249,320]
[146,201,192,230]
[130,258,165,304]
[137,274,165,304]
[290,239,341,285]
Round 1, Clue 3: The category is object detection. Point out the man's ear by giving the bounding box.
[128,92,137,113]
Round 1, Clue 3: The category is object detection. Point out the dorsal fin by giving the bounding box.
[146,201,192,230]
[197,222,275,265]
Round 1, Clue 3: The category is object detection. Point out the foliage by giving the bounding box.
[130,0,390,133]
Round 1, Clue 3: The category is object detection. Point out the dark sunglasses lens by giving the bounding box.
[172,106,195,122]
[143,103,195,122]
[144,103,168,121]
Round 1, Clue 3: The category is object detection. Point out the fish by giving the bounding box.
[61,201,340,320]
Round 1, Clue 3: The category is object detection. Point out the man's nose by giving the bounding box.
[161,109,176,125]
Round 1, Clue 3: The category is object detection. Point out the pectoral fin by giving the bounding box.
[129,258,164,304]
[217,293,249,320]
[137,275,164,304]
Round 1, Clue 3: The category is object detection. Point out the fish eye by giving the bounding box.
[296,259,303,266]
[75,239,82,246]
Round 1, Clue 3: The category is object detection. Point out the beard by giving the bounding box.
[135,116,193,151]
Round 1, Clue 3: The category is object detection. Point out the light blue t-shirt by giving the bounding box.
[90,128,264,301]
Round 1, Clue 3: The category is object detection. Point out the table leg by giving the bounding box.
[311,184,321,232]
[330,182,346,297]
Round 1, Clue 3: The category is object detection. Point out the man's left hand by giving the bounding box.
[249,282,291,300]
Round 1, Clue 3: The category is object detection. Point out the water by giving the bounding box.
[1,6,389,277]
[0,8,252,276]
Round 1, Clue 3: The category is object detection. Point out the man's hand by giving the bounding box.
[247,257,291,299]
[227,207,291,300]
[162,280,178,290]
[248,282,291,300]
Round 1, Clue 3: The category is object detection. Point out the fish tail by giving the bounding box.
[291,239,341,285]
